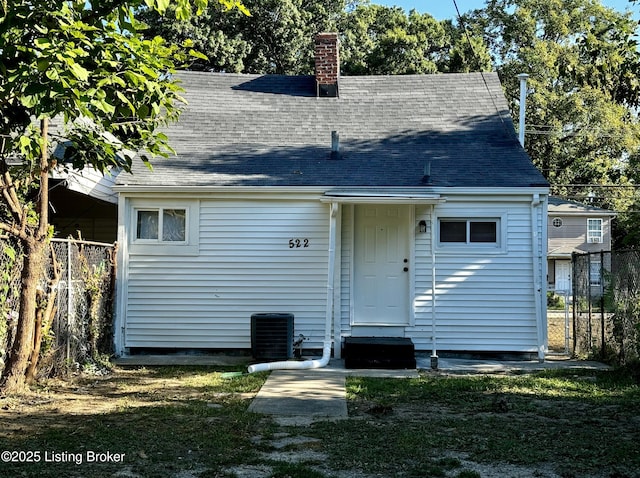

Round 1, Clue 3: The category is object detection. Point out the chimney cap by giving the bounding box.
[315,32,339,41]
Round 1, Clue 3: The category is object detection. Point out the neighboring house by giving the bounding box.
[113,33,550,360]
[547,197,616,294]
[49,166,118,243]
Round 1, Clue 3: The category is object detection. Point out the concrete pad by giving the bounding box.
[248,369,348,421]
[318,359,420,378]
[416,356,611,374]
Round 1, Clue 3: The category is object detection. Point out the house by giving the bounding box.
[113,33,550,361]
[48,166,118,243]
[547,197,616,294]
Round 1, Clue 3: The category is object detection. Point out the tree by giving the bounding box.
[463,0,640,240]
[0,0,246,393]
[139,0,349,74]
[439,19,492,73]
[139,1,491,75]
[337,4,491,75]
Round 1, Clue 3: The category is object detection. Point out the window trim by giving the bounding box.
[587,218,603,244]
[436,213,507,254]
[129,199,199,255]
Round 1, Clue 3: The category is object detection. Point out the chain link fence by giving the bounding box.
[547,290,571,355]
[1,238,116,378]
[573,250,640,366]
[0,237,23,373]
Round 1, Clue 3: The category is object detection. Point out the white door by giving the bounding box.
[555,260,572,293]
[353,205,410,325]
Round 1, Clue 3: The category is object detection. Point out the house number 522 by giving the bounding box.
[289,238,309,248]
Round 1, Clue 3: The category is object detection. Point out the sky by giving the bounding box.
[371,0,638,20]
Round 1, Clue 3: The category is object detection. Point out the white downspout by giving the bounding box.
[430,205,438,369]
[114,194,127,357]
[531,193,546,362]
[517,73,529,148]
[248,202,337,374]
[332,204,342,359]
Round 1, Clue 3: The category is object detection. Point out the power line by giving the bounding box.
[525,128,637,139]
[550,184,639,188]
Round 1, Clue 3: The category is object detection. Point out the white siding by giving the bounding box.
[123,198,329,349]
[120,193,545,355]
[339,199,542,353]
[411,201,539,352]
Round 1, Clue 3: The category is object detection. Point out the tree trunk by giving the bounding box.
[0,239,47,393]
[0,118,50,394]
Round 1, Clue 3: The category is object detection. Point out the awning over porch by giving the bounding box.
[321,189,444,204]
[548,245,577,259]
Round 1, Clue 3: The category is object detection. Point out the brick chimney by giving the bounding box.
[315,32,339,97]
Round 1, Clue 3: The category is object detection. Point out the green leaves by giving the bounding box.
[69,62,89,82]
[142,0,248,20]
[337,4,491,75]
[189,49,209,61]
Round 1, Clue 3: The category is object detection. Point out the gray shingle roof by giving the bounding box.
[115,71,548,189]
[548,197,616,215]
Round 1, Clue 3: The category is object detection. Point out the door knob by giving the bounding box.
[403,267,409,272]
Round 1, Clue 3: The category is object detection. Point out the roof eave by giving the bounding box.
[113,184,550,197]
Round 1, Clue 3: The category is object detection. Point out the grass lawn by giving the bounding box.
[0,365,638,478]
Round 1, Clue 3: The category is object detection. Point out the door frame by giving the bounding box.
[554,259,572,294]
[348,204,415,327]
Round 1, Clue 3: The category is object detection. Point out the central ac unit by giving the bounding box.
[251,313,294,361]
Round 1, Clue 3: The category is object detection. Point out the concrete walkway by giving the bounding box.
[247,364,419,425]
[247,357,610,424]
[247,370,348,425]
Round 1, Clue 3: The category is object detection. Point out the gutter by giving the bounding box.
[430,205,438,369]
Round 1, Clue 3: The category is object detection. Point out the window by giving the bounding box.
[552,218,563,228]
[590,261,602,286]
[587,219,603,244]
[440,219,498,244]
[129,200,199,255]
[440,220,466,242]
[136,208,186,242]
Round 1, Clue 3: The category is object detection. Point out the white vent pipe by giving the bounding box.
[247,341,331,373]
[517,73,529,148]
[331,131,339,153]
